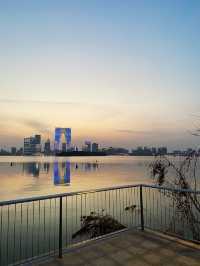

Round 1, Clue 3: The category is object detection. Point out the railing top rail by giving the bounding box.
[0,184,140,206]
[0,183,199,206]
[142,184,200,194]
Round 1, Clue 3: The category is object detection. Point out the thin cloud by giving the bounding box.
[22,119,52,133]
[0,98,77,105]
[116,129,153,135]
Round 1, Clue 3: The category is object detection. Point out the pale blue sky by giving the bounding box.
[0,1,200,149]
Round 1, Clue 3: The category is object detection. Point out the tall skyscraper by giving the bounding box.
[84,141,91,152]
[24,135,41,155]
[44,139,51,155]
[54,128,71,151]
[11,147,17,155]
[34,135,41,144]
[62,143,67,152]
[157,147,167,155]
[92,143,99,152]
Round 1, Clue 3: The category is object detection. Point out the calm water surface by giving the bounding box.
[1,156,199,266]
[0,156,153,201]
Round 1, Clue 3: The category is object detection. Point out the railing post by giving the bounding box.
[59,196,63,258]
[140,185,144,231]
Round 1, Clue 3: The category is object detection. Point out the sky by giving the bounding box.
[0,1,200,150]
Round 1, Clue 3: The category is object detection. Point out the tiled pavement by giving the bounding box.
[37,230,200,266]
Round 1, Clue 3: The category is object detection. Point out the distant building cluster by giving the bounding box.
[82,141,99,152]
[0,147,23,156]
[102,147,129,155]
[170,148,195,156]
[20,128,100,156]
[131,146,168,156]
[0,126,198,157]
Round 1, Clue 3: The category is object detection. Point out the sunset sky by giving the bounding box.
[1,1,200,150]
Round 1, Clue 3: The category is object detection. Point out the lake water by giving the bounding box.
[0,156,153,201]
[0,156,199,265]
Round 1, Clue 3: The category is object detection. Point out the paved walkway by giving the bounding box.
[38,230,200,266]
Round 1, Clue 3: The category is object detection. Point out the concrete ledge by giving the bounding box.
[145,228,200,251]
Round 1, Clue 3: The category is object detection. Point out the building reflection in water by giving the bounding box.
[44,162,50,173]
[21,160,99,184]
[53,161,71,186]
[23,162,40,177]
[78,162,99,172]
[23,162,50,177]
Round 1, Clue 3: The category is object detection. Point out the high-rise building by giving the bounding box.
[92,143,99,152]
[34,135,41,144]
[34,135,41,154]
[24,137,35,155]
[54,128,71,151]
[44,139,51,155]
[157,147,167,155]
[84,141,91,152]
[11,147,17,155]
[16,147,23,155]
[24,135,41,155]
[151,147,157,155]
[62,143,67,152]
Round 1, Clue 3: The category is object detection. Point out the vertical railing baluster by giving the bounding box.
[137,187,140,226]
[32,201,34,258]
[164,189,167,231]
[131,188,134,226]
[119,189,122,224]
[20,203,22,262]
[108,190,111,217]
[140,185,144,231]
[65,196,68,247]
[125,188,127,225]
[116,190,118,221]
[75,195,77,232]
[38,200,40,256]
[0,206,2,266]
[152,190,155,230]
[53,198,56,254]
[49,199,51,254]
[26,203,29,260]
[149,188,151,228]
[7,205,9,265]
[13,204,16,264]
[104,191,106,215]
[112,190,114,220]
[59,196,63,258]
[133,187,136,227]
[160,189,162,230]
[71,196,73,244]
[44,200,46,255]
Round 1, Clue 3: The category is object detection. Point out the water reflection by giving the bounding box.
[53,161,71,186]
[0,157,160,201]
[84,162,98,171]
[44,162,50,173]
[21,161,99,186]
[23,162,40,177]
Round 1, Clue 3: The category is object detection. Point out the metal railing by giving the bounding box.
[0,184,199,265]
[141,185,200,242]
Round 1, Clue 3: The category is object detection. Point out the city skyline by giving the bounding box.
[1,2,200,150]
[0,128,196,155]
[0,116,200,151]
